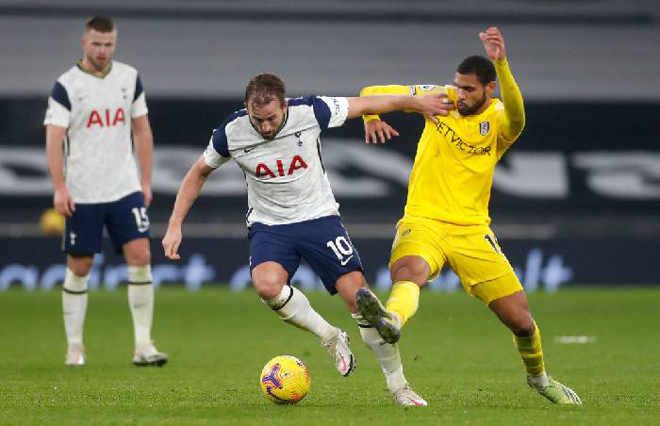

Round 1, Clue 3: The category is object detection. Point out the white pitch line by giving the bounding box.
[554,336,597,344]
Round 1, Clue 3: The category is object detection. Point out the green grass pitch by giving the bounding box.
[1,287,659,425]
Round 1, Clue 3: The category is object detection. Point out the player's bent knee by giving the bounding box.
[391,258,429,286]
[69,263,92,277]
[508,314,536,337]
[67,255,94,277]
[123,238,151,266]
[124,248,151,266]
[253,280,285,300]
[252,263,288,300]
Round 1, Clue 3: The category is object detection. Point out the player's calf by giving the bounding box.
[252,261,289,299]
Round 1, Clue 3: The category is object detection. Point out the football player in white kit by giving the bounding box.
[44,16,167,367]
[162,73,452,405]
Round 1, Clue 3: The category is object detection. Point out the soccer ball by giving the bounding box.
[259,355,311,404]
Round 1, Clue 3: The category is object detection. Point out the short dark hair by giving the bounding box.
[245,73,286,108]
[456,55,496,85]
[85,16,115,33]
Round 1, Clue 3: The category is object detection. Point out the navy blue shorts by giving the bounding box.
[63,191,150,255]
[248,215,363,295]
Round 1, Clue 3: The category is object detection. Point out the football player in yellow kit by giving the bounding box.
[356,27,581,406]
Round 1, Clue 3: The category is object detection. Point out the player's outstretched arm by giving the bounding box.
[132,115,154,208]
[480,27,525,142]
[346,94,452,121]
[45,124,75,217]
[356,85,455,143]
[358,84,453,120]
[162,155,215,260]
[349,91,453,143]
[359,85,413,129]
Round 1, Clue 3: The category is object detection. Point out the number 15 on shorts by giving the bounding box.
[326,236,355,266]
[131,207,150,233]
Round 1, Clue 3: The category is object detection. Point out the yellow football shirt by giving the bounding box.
[361,60,525,226]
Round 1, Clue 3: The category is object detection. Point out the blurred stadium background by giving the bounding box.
[1,0,659,292]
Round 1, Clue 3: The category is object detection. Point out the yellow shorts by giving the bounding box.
[389,216,522,304]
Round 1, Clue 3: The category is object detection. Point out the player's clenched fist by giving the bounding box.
[162,226,182,260]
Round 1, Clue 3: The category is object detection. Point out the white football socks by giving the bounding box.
[62,268,89,347]
[353,313,407,392]
[128,265,154,350]
[263,285,337,342]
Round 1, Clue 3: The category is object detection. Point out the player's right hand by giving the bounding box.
[162,226,182,260]
[364,119,400,144]
[53,187,75,217]
[417,93,455,123]
[479,27,506,61]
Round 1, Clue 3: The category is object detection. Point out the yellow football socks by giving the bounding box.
[385,281,421,326]
[513,321,545,377]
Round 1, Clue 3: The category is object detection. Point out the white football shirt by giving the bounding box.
[44,61,147,203]
[203,95,349,226]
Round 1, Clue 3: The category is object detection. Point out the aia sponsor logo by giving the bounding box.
[87,108,126,128]
[255,155,308,179]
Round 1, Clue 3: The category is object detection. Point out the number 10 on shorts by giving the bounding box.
[326,236,354,265]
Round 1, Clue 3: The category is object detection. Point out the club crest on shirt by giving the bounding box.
[479,121,490,136]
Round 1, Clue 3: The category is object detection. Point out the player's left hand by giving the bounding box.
[479,27,507,61]
[142,183,152,208]
[364,119,400,144]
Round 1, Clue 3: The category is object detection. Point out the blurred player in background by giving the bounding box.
[356,27,581,405]
[44,16,167,367]
[162,73,452,405]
